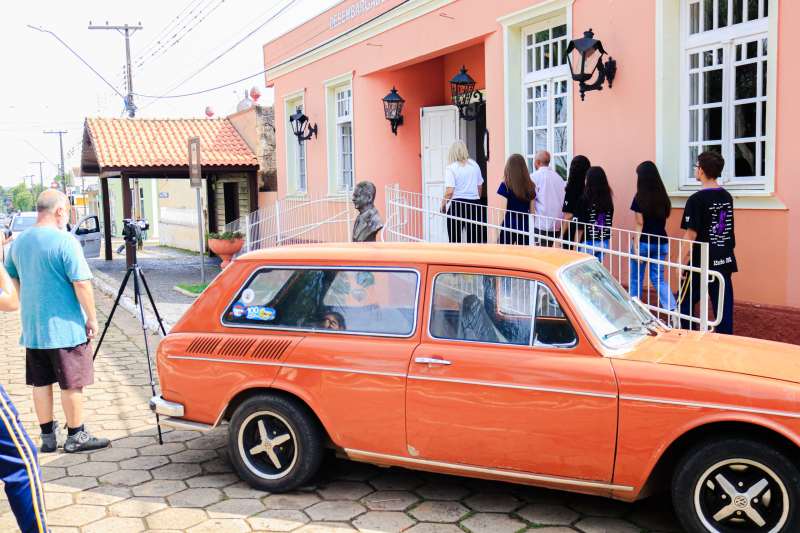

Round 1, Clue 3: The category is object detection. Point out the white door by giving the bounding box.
[421,105,460,243]
[72,214,102,259]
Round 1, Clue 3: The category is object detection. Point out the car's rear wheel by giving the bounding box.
[227,393,323,492]
[673,437,800,533]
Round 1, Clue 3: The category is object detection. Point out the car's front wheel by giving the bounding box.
[673,437,800,533]
[228,393,324,492]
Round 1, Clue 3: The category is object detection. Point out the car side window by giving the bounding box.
[76,217,99,235]
[430,273,577,349]
[222,268,419,336]
[534,282,578,348]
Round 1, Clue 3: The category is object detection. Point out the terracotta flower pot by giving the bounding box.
[208,238,244,269]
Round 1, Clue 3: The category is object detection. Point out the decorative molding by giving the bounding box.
[668,190,787,210]
[266,0,456,81]
[322,71,354,88]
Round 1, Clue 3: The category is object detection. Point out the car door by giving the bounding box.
[72,214,102,259]
[406,265,619,482]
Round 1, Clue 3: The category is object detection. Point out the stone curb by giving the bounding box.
[173,285,200,299]
[90,266,173,336]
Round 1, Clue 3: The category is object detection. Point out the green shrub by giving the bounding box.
[205,230,244,243]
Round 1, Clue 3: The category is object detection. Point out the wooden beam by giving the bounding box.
[121,173,133,269]
[247,171,258,214]
[101,177,113,260]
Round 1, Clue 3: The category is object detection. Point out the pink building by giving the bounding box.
[264,0,798,339]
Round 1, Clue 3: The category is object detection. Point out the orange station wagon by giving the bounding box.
[152,243,800,533]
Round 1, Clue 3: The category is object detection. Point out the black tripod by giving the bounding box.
[93,240,168,445]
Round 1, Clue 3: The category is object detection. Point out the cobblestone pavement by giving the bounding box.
[0,293,686,533]
[89,242,222,305]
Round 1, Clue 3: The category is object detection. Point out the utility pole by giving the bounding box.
[23,175,35,194]
[88,23,142,118]
[30,161,44,190]
[44,130,67,194]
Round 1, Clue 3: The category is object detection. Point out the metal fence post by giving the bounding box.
[275,203,282,246]
[700,242,709,332]
[346,181,352,243]
[243,213,250,253]
[423,188,431,242]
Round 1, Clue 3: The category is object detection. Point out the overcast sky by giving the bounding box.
[0,0,339,189]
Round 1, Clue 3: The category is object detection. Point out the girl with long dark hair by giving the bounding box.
[497,154,536,245]
[573,166,614,262]
[630,161,677,312]
[561,155,591,247]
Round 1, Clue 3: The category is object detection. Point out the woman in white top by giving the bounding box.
[440,140,485,243]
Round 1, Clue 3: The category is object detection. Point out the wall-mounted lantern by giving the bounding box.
[382,87,405,135]
[289,108,317,144]
[449,65,484,121]
[566,29,617,101]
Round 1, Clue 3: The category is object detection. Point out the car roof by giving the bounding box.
[237,242,587,277]
[15,212,37,217]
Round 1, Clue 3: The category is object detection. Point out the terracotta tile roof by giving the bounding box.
[84,117,258,169]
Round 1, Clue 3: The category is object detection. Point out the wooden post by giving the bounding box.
[121,173,133,269]
[101,177,113,260]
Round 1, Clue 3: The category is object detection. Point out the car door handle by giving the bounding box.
[415,357,451,365]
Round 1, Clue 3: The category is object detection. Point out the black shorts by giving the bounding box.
[26,341,94,390]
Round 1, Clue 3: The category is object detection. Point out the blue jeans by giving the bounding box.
[630,242,677,311]
[579,239,610,263]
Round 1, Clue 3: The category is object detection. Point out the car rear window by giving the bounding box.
[11,216,36,231]
[430,273,577,348]
[222,268,419,336]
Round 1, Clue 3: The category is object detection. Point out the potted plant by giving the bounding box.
[206,230,244,268]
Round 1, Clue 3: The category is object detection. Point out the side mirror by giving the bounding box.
[75,228,89,236]
[66,223,72,232]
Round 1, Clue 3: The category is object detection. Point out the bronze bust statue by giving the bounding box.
[351,181,383,242]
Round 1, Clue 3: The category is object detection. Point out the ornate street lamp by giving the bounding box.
[382,87,405,135]
[289,108,317,144]
[449,65,484,121]
[566,29,617,101]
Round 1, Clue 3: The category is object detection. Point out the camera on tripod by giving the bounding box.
[122,218,149,245]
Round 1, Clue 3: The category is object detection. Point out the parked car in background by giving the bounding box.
[152,243,800,533]
[2,211,102,260]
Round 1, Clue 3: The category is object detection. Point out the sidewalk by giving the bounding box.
[0,292,685,533]
[88,242,222,332]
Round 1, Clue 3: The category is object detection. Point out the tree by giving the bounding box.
[13,191,34,212]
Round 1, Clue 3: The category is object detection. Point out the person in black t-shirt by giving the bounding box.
[561,155,590,250]
[678,151,736,334]
[573,166,614,263]
[630,161,677,314]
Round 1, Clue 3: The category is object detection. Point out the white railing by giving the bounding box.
[223,186,354,259]
[383,184,724,333]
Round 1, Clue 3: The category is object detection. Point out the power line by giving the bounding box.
[132,0,206,62]
[27,26,129,108]
[134,0,301,101]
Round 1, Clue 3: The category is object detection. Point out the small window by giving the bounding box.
[223,268,419,336]
[430,273,577,348]
[335,85,354,192]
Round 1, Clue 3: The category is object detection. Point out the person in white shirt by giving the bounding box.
[440,140,485,243]
[530,150,566,247]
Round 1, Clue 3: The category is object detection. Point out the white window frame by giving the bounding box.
[281,88,306,196]
[296,107,307,193]
[679,0,769,189]
[521,16,572,179]
[335,85,354,193]
[323,72,354,197]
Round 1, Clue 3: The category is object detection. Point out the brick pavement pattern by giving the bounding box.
[0,293,686,532]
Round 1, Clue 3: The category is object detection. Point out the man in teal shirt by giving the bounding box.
[5,190,109,454]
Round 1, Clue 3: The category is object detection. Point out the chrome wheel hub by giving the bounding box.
[238,411,297,480]
[694,459,789,533]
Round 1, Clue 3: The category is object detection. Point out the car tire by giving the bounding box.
[227,393,324,492]
[672,437,800,533]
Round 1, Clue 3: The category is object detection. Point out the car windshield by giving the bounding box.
[11,216,36,232]
[561,260,651,348]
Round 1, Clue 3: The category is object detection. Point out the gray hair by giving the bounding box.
[535,150,551,165]
[36,189,68,213]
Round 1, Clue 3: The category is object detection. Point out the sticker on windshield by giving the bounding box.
[241,288,255,304]
[246,306,275,321]
[232,302,246,318]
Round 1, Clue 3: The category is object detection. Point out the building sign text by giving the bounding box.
[330,0,388,30]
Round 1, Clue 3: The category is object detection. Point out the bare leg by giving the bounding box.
[32,385,54,425]
[60,388,83,429]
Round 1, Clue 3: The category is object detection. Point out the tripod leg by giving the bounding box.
[93,267,134,361]
[134,267,164,445]
[138,271,168,336]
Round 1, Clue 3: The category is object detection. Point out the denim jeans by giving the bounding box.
[579,239,610,263]
[630,241,677,311]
